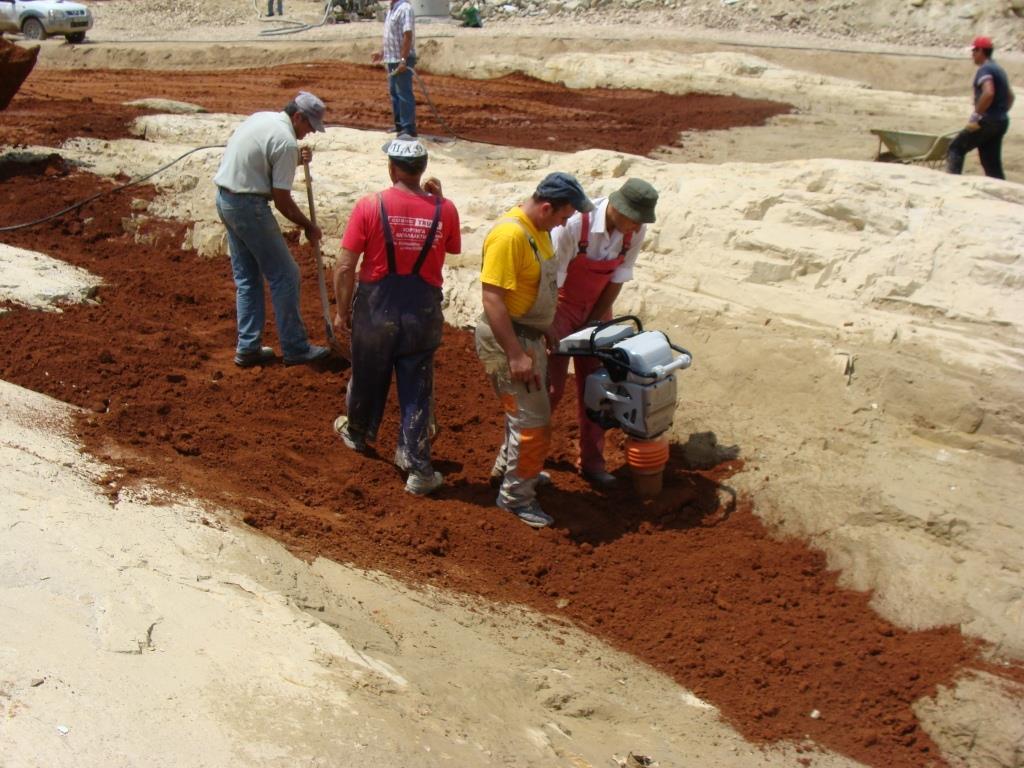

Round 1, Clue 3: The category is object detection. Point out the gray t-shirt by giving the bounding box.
[213,111,298,196]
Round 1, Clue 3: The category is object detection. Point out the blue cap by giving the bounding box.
[535,172,593,213]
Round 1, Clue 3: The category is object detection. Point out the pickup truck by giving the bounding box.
[0,0,93,43]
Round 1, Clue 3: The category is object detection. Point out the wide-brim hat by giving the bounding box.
[609,178,658,224]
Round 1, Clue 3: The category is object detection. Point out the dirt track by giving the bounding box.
[3,144,1018,767]
[0,62,790,153]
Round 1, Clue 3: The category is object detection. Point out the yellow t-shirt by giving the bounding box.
[480,206,555,318]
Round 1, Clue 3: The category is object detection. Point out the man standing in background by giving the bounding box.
[947,35,1015,180]
[372,0,417,137]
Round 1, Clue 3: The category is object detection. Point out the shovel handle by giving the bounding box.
[302,161,338,347]
[302,161,318,228]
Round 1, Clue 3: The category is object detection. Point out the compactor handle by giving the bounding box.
[651,353,692,379]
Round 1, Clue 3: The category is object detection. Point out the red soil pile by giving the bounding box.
[0,155,1006,768]
[0,39,39,111]
[0,63,790,154]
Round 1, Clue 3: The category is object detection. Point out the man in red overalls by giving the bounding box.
[547,178,659,488]
[331,136,461,495]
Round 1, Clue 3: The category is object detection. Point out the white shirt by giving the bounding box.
[213,111,298,196]
[383,0,415,63]
[551,197,646,288]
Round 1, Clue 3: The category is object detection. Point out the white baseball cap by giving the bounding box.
[382,135,427,159]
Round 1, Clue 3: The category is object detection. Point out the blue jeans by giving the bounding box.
[387,54,417,136]
[346,274,442,473]
[267,0,282,14]
[216,188,312,359]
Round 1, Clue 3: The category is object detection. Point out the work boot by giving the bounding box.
[496,497,553,528]
[234,346,275,368]
[582,469,617,489]
[333,415,366,452]
[406,470,443,496]
[284,344,330,366]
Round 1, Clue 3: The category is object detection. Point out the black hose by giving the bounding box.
[0,144,225,233]
[410,68,462,142]
[256,0,334,37]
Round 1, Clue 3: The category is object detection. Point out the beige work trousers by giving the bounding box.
[475,318,551,509]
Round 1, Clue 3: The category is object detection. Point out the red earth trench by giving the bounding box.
[1,67,1020,768]
[0,61,791,152]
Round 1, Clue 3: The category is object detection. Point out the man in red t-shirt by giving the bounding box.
[331,136,461,495]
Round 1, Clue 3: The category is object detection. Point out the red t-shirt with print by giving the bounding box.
[341,186,461,288]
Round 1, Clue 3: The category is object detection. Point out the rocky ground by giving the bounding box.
[88,0,1024,50]
[2,4,1023,768]
[481,0,1024,51]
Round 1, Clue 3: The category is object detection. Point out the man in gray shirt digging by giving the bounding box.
[214,91,332,367]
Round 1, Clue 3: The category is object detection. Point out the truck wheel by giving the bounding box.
[65,31,86,43]
[21,18,46,40]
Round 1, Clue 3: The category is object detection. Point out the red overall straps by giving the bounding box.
[547,210,634,475]
[377,192,442,276]
[556,211,633,316]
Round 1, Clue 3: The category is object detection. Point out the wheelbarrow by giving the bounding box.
[870,128,959,169]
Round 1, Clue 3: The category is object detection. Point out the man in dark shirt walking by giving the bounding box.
[947,35,1015,180]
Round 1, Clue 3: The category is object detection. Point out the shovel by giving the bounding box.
[302,162,340,353]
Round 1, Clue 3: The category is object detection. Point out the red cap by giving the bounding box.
[972,35,993,50]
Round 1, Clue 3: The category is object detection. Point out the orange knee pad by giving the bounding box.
[517,425,551,478]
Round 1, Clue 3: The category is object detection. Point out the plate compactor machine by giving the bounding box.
[557,316,692,496]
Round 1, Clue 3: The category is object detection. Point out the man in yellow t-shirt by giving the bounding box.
[475,172,593,528]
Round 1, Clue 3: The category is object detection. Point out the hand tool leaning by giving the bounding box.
[302,161,342,355]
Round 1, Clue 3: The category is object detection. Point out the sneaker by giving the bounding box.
[496,496,553,528]
[333,415,366,452]
[406,470,443,496]
[283,345,330,366]
[582,469,617,488]
[234,346,274,368]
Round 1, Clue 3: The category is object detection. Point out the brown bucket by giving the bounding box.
[0,39,40,112]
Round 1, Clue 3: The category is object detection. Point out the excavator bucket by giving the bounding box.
[0,38,39,111]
